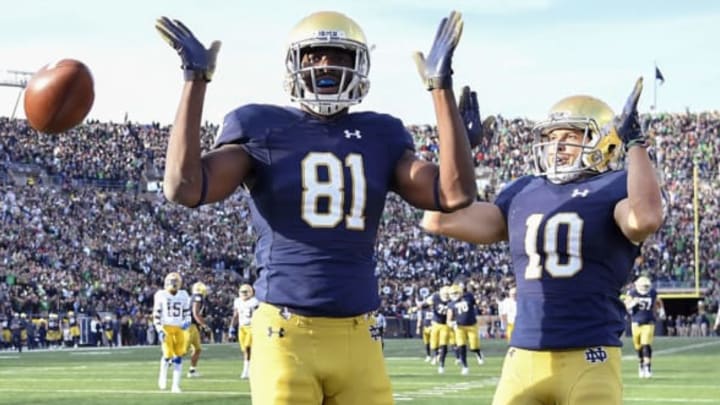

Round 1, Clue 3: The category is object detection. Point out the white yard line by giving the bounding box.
[0,388,247,396]
[622,340,720,360]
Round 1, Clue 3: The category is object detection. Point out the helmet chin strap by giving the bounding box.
[300,102,348,117]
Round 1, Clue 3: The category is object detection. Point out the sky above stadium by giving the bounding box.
[1,0,718,126]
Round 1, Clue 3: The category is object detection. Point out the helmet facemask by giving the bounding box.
[285,40,370,116]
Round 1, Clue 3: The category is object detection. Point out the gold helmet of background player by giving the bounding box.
[449,284,463,301]
[239,284,254,299]
[283,11,371,116]
[192,281,208,296]
[532,95,622,183]
[634,276,652,295]
[439,286,451,302]
[164,272,182,294]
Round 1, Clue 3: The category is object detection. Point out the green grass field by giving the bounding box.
[0,337,718,404]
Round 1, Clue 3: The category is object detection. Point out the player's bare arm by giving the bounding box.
[397,11,475,211]
[419,83,506,242]
[432,86,477,209]
[422,201,507,244]
[230,308,239,329]
[612,78,664,243]
[156,17,252,207]
[624,295,638,311]
[192,301,207,328]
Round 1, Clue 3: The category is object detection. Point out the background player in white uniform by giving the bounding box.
[153,272,191,393]
[232,284,259,379]
[499,287,517,342]
[374,311,387,350]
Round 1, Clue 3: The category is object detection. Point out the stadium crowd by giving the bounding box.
[1,110,719,346]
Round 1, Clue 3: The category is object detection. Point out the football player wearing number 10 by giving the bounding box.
[422,78,664,405]
[155,9,477,405]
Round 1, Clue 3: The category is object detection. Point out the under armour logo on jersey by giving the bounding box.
[279,307,292,320]
[344,129,362,139]
[584,347,608,363]
[267,327,285,338]
[572,188,590,198]
[369,325,383,341]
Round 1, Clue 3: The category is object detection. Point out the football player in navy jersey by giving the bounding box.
[415,300,435,362]
[625,275,663,378]
[156,10,476,405]
[429,286,452,373]
[447,284,484,375]
[422,78,663,405]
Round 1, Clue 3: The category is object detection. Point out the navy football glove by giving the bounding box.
[615,77,645,151]
[155,16,221,82]
[413,11,464,91]
[181,320,191,331]
[458,85,481,148]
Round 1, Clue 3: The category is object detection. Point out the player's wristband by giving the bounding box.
[184,69,210,82]
[427,75,452,91]
[625,137,647,152]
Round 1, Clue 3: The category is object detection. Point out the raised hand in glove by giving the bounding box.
[155,16,222,82]
[614,77,645,151]
[458,85,481,148]
[413,11,464,91]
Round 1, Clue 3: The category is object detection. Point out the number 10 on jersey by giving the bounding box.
[524,212,584,279]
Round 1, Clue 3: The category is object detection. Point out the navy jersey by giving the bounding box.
[48,319,60,331]
[421,308,434,327]
[494,170,640,349]
[431,294,449,324]
[628,288,657,325]
[215,104,414,317]
[191,294,206,325]
[450,292,479,326]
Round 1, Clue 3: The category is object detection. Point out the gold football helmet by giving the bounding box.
[192,281,208,296]
[634,276,652,295]
[449,284,463,301]
[532,95,622,183]
[439,286,451,303]
[284,11,371,116]
[239,283,254,300]
[164,272,182,294]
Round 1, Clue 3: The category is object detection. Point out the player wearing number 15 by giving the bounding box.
[153,272,191,393]
[156,9,476,405]
[422,79,664,405]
